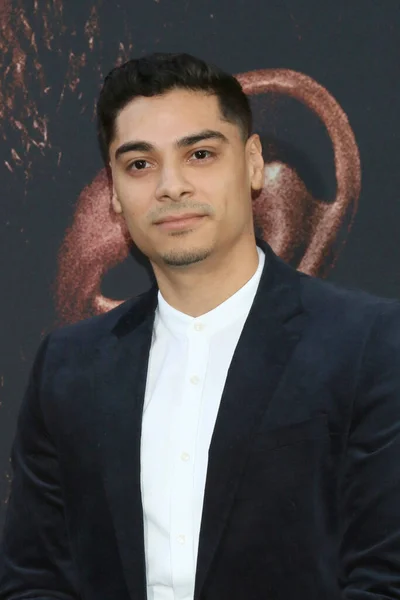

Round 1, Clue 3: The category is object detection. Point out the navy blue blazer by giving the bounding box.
[2,238,400,600]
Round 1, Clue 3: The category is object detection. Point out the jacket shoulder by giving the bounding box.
[297,269,400,330]
[48,290,153,349]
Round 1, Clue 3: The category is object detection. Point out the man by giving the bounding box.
[1,52,400,600]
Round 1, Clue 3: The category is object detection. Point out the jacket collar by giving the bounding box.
[112,237,304,339]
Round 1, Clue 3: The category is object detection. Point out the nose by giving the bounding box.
[155,162,194,202]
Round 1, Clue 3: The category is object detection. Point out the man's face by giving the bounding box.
[109,88,264,269]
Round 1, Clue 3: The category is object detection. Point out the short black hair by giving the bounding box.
[97,52,252,163]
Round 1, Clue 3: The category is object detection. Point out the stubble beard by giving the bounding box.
[160,230,213,268]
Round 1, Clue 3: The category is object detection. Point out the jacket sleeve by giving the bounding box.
[340,301,400,598]
[0,335,80,599]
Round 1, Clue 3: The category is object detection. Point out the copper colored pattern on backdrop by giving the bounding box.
[55,69,361,323]
[0,1,79,156]
[0,0,132,173]
[56,169,131,321]
[237,70,361,274]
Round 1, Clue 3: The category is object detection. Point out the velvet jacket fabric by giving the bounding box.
[1,238,400,600]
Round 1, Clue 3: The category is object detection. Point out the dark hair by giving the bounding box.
[97,52,252,163]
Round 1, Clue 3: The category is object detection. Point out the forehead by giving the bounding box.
[112,89,237,147]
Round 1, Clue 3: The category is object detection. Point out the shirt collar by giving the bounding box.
[156,246,265,340]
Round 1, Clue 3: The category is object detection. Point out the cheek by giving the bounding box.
[114,182,152,224]
[215,173,249,214]
[200,166,238,199]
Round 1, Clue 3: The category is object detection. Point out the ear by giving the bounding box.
[111,191,123,214]
[246,134,264,191]
[110,168,123,215]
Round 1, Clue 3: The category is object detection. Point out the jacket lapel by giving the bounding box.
[95,287,158,600]
[194,239,307,599]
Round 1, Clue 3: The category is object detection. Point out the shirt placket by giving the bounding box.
[169,321,209,600]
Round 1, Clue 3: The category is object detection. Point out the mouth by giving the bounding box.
[154,214,206,231]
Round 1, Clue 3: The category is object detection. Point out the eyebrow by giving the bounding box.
[114,129,229,160]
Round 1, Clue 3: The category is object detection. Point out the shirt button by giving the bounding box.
[181,452,190,462]
[190,375,200,385]
[177,534,186,544]
[194,322,204,331]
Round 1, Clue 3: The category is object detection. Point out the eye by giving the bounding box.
[191,149,213,161]
[127,159,151,171]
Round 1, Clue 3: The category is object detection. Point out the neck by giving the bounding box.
[151,236,260,317]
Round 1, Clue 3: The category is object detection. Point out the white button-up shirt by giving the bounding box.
[141,246,265,600]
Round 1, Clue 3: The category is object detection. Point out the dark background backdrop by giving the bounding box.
[1,0,399,532]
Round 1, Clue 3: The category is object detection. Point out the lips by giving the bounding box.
[155,213,204,224]
[155,214,206,232]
